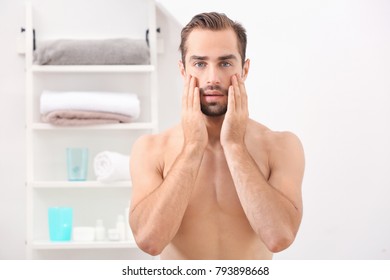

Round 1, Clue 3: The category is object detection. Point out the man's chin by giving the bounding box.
[200,104,227,117]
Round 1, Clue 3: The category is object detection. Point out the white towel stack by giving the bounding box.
[94,151,131,183]
[40,90,141,125]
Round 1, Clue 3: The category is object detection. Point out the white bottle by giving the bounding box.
[116,215,126,241]
[108,228,120,241]
[95,219,106,241]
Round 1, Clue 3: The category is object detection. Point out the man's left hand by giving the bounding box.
[221,74,249,148]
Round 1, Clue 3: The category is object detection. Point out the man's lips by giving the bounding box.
[202,91,225,102]
[203,91,225,96]
[200,86,228,102]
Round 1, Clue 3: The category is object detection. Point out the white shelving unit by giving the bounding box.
[25,0,158,259]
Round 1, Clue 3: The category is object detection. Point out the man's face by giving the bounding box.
[181,28,247,117]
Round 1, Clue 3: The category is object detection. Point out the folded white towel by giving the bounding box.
[40,91,140,119]
[94,151,131,183]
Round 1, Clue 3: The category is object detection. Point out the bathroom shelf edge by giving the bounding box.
[30,181,132,189]
[31,65,155,73]
[31,122,157,130]
[32,240,138,249]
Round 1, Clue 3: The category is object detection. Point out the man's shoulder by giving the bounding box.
[133,124,182,151]
[248,120,304,171]
[248,119,303,149]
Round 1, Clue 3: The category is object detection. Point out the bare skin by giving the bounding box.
[129,28,305,259]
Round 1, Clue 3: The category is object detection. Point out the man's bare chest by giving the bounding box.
[163,145,270,215]
[188,149,241,214]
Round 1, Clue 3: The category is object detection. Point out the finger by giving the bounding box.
[182,74,191,109]
[227,85,235,113]
[188,76,196,109]
[193,86,201,111]
[237,74,248,111]
[232,75,241,111]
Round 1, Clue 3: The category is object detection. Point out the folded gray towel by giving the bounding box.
[34,38,150,65]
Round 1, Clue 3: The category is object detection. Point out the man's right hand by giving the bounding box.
[181,75,208,150]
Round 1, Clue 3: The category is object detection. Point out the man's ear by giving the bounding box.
[179,60,186,79]
[241,59,250,81]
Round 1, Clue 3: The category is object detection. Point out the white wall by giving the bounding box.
[0,0,27,259]
[1,0,389,259]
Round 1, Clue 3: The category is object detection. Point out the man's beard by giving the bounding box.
[199,85,229,117]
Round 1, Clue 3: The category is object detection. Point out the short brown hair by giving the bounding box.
[179,12,247,67]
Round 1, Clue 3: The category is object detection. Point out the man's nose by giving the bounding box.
[206,65,221,84]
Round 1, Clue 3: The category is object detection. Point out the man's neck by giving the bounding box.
[203,115,224,146]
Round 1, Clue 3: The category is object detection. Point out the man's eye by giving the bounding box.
[221,62,231,67]
[194,62,206,68]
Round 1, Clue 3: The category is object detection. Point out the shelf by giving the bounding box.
[25,0,158,260]
[31,181,132,189]
[31,65,155,73]
[32,240,138,250]
[30,122,156,130]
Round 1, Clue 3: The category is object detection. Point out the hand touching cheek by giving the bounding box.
[221,74,249,147]
[181,75,208,150]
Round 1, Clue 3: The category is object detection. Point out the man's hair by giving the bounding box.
[179,12,247,67]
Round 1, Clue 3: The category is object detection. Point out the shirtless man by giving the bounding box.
[129,12,305,260]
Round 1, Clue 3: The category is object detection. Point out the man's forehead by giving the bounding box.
[185,29,240,60]
[187,28,236,41]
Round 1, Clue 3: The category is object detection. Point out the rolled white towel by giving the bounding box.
[94,151,131,183]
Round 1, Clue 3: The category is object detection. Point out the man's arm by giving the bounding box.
[223,133,304,253]
[129,136,204,256]
[129,75,207,256]
[221,74,305,252]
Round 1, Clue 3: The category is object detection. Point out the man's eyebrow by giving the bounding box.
[189,55,209,61]
[189,54,238,61]
[218,54,238,61]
